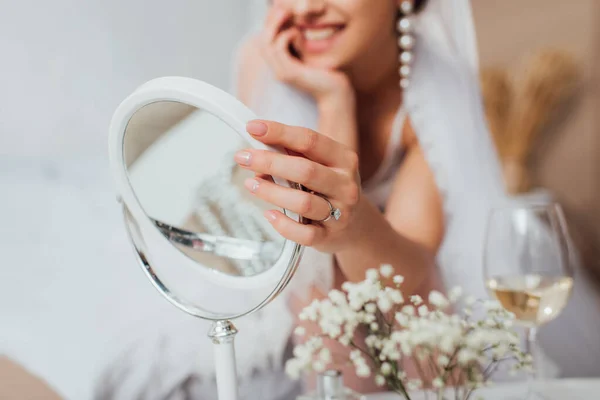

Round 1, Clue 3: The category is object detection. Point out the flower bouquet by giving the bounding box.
[285,265,531,400]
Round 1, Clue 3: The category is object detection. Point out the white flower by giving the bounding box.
[286,270,528,388]
[339,335,351,346]
[437,355,450,367]
[365,303,377,314]
[356,363,371,377]
[464,296,476,306]
[377,294,393,313]
[365,335,378,348]
[402,305,416,316]
[391,291,404,305]
[328,289,347,305]
[380,264,394,278]
[319,348,332,364]
[429,290,449,309]
[457,348,478,365]
[312,360,326,372]
[285,359,303,379]
[395,312,409,327]
[293,326,306,337]
[366,268,379,282]
[380,362,392,376]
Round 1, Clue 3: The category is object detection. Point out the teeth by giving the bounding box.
[303,28,336,41]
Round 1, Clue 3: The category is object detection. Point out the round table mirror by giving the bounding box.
[108,77,304,400]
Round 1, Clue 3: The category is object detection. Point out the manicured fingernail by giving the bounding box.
[234,151,252,166]
[247,121,268,136]
[264,210,277,222]
[244,178,260,193]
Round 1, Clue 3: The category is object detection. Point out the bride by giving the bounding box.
[229,0,500,393]
[93,0,598,398]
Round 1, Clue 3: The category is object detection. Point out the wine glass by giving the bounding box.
[483,203,574,398]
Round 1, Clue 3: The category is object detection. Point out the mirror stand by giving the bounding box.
[208,320,240,400]
[110,78,304,400]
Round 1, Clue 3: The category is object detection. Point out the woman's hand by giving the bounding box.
[235,120,362,253]
[260,6,353,106]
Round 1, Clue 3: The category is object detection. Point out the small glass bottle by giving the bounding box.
[297,370,366,400]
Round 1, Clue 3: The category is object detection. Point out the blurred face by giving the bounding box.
[272,0,398,70]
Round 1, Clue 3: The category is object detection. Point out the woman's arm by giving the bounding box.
[235,35,265,108]
[334,122,445,295]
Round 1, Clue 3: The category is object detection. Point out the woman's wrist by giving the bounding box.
[316,86,356,115]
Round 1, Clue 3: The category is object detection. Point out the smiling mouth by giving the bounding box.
[302,27,340,41]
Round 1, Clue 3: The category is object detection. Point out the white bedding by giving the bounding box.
[0,157,300,399]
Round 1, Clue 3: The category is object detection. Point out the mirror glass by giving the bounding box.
[124,101,286,278]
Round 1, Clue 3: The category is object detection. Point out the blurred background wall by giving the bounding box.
[0,0,253,161]
[472,0,600,285]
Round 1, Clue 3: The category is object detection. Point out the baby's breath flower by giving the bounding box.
[432,377,445,389]
[356,363,371,378]
[293,326,306,336]
[402,305,416,316]
[339,336,351,346]
[286,268,529,393]
[366,268,379,282]
[395,312,409,327]
[312,360,326,372]
[380,362,392,376]
[437,355,450,367]
[365,303,377,314]
[390,291,404,305]
[328,289,346,305]
[429,290,449,309]
[377,294,393,313]
[380,264,394,278]
[318,348,332,363]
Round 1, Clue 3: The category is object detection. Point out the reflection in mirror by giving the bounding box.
[123,101,285,277]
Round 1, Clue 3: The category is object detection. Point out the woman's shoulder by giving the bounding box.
[235,34,268,107]
[0,357,62,400]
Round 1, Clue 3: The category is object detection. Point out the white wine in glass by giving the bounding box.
[483,203,574,398]
[486,274,573,327]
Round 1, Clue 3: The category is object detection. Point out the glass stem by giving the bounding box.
[525,327,539,379]
[524,326,540,398]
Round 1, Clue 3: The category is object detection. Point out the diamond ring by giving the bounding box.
[311,191,341,223]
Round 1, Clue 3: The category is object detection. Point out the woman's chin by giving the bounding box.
[301,55,343,71]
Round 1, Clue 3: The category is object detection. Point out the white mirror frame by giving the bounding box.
[108,77,304,313]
